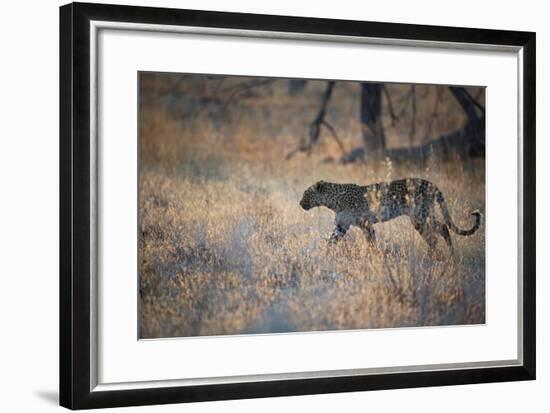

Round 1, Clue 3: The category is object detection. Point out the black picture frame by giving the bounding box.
[60,2,536,409]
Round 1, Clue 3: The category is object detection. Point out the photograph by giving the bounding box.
[138,72,486,339]
[53,1,537,409]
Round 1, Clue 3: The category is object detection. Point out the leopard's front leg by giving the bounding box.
[328,224,348,244]
[328,214,351,244]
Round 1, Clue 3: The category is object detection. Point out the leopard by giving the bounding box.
[299,178,481,252]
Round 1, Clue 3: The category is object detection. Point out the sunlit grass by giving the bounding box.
[138,107,485,338]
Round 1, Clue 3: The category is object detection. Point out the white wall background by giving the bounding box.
[0,0,545,411]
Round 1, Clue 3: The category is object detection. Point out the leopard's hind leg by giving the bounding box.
[432,219,454,254]
[419,225,438,252]
[410,213,438,253]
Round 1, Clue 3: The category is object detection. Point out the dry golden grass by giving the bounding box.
[138,76,485,338]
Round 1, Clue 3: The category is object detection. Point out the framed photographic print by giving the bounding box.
[59,2,536,409]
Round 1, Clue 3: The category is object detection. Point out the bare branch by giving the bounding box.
[425,86,444,140]
[223,78,278,107]
[285,144,310,160]
[400,88,414,117]
[287,81,337,159]
[463,88,486,116]
[449,86,479,123]
[409,85,417,146]
[321,119,346,156]
[382,85,398,126]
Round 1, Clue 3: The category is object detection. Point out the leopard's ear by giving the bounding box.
[315,180,327,192]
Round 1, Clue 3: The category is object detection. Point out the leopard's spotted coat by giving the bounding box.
[299,178,481,252]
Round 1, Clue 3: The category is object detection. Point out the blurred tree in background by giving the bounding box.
[139,73,485,167]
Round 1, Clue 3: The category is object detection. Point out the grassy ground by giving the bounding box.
[138,75,485,338]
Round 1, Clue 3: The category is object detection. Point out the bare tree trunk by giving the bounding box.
[360,83,386,157]
[289,82,484,166]
[341,86,485,165]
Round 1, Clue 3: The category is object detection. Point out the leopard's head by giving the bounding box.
[300,180,329,210]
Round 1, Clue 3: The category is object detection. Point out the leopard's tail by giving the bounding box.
[436,190,481,236]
